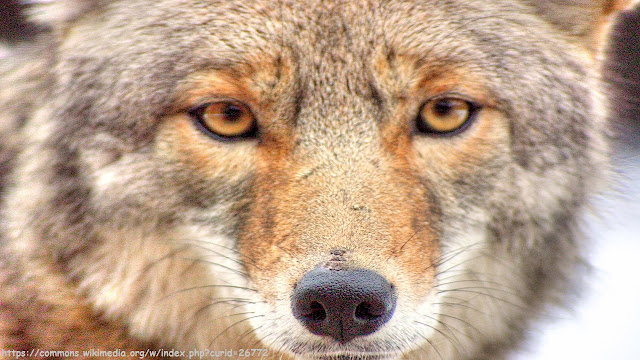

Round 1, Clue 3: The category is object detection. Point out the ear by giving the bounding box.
[24,0,102,29]
[522,0,640,50]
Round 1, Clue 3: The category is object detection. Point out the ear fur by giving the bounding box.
[522,0,639,49]
[23,0,102,28]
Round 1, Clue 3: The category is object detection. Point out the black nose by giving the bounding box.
[291,268,396,343]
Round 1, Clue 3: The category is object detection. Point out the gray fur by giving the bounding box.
[0,0,631,359]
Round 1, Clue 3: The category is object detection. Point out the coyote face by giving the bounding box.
[0,0,633,359]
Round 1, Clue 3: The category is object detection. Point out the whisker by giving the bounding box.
[433,312,485,338]
[413,320,462,357]
[137,245,192,277]
[184,299,258,337]
[437,288,526,311]
[236,323,265,346]
[209,314,265,348]
[181,240,260,271]
[258,314,291,356]
[434,281,522,298]
[179,256,249,278]
[386,225,433,263]
[415,331,445,360]
[190,298,260,319]
[422,313,469,345]
[433,300,485,315]
[157,284,258,304]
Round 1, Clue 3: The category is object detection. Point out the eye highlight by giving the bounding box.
[415,97,480,135]
[189,101,257,140]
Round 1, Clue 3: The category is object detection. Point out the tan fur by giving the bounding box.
[1,0,636,359]
[0,257,163,359]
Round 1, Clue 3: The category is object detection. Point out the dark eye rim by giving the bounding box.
[188,101,259,142]
[414,96,482,137]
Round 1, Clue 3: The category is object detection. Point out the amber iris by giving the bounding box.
[416,97,477,135]
[190,101,257,140]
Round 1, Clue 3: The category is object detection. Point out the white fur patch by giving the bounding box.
[0,44,11,60]
[23,0,99,26]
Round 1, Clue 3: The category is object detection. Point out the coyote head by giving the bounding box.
[2,0,634,359]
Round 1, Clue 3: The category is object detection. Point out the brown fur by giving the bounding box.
[0,257,164,359]
[1,1,637,359]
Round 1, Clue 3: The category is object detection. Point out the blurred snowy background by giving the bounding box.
[516,143,640,360]
[517,5,640,360]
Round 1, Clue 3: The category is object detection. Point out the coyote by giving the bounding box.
[0,1,634,359]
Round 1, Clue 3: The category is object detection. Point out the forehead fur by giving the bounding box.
[48,0,593,153]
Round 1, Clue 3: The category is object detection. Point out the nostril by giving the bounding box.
[354,300,384,321]
[305,301,327,321]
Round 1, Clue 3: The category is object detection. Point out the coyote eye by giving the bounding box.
[415,97,479,135]
[189,101,257,140]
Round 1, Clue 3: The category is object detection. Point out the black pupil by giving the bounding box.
[223,104,243,121]
[433,99,454,116]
